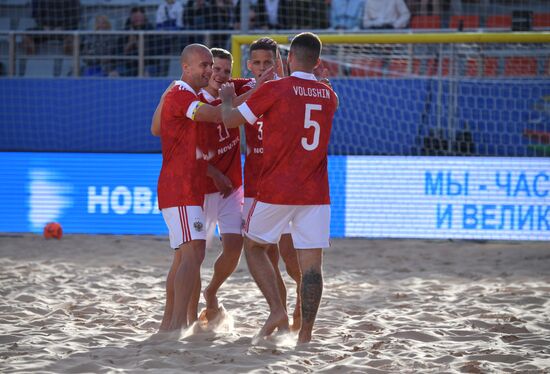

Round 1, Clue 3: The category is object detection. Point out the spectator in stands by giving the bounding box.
[23,0,81,55]
[233,0,260,29]
[278,0,327,29]
[417,0,462,16]
[184,0,209,44]
[156,0,185,75]
[207,0,233,48]
[362,0,410,29]
[330,0,364,30]
[81,15,119,77]
[307,0,330,29]
[252,0,294,29]
[156,0,185,30]
[118,6,158,76]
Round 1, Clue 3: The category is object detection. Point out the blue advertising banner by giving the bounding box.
[0,153,346,237]
[345,156,549,240]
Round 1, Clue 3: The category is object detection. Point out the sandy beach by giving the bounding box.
[0,234,549,373]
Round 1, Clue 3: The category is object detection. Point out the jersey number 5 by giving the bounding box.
[302,104,322,151]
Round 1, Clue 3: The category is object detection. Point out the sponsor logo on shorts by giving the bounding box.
[193,219,203,232]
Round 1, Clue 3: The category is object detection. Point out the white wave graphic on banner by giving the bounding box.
[28,169,73,231]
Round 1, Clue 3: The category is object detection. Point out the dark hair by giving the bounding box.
[211,48,233,63]
[249,37,277,55]
[290,32,322,68]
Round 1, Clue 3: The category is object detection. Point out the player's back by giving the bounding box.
[254,73,338,205]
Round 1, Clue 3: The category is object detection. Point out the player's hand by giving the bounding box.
[257,66,275,86]
[219,82,235,103]
[314,65,331,87]
[212,172,233,198]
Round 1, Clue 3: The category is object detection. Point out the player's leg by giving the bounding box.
[188,271,202,325]
[244,201,291,337]
[290,204,330,344]
[159,248,182,331]
[278,233,302,331]
[161,206,206,331]
[266,243,287,313]
[203,187,244,313]
[295,248,322,344]
[170,239,205,330]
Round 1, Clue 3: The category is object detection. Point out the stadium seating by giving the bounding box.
[504,56,537,77]
[482,57,499,77]
[486,15,512,28]
[533,13,550,28]
[425,58,450,76]
[350,58,383,77]
[465,57,499,77]
[449,15,480,30]
[410,15,441,29]
[387,59,421,77]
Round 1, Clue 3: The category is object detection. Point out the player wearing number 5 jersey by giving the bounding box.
[220,32,338,344]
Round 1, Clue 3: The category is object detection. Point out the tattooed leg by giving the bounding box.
[296,248,323,344]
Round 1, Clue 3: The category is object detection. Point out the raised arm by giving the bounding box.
[220,82,247,129]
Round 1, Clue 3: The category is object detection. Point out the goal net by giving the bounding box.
[232,33,550,240]
[232,33,550,158]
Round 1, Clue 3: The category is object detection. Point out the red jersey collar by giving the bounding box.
[175,80,198,96]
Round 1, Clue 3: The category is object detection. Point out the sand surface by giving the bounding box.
[0,234,549,373]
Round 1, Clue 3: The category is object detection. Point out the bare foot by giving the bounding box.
[297,330,312,344]
[203,286,219,311]
[198,307,222,325]
[258,310,289,338]
[289,306,301,332]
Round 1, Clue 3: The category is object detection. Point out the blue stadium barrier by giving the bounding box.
[0,78,549,155]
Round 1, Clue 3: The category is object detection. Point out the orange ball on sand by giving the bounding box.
[43,222,63,239]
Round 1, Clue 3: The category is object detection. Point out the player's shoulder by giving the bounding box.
[171,80,198,98]
[236,78,256,93]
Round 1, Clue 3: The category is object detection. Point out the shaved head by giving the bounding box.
[181,43,212,65]
[179,43,213,91]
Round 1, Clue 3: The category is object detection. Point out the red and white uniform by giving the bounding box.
[158,80,208,248]
[198,89,242,194]
[237,72,338,248]
[237,79,263,199]
[198,88,244,239]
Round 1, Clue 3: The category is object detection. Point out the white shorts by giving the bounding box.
[243,197,291,235]
[204,186,244,236]
[161,206,206,249]
[244,201,330,249]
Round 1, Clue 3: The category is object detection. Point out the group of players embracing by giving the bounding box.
[151,32,338,344]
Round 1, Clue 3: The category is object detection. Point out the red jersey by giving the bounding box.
[237,72,338,205]
[157,81,208,209]
[238,79,264,198]
[198,89,242,194]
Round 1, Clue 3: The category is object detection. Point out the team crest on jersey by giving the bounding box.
[193,219,203,232]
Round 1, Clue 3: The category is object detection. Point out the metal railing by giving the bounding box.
[0,30,237,77]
